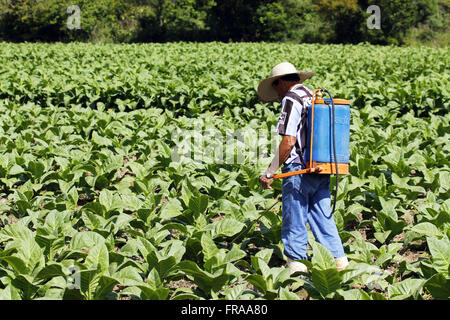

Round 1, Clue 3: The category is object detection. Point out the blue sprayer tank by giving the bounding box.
[304,98,351,174]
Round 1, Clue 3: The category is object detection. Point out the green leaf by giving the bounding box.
[170,287,203,300]
[0,256,28,275]
[209,218,245,238]
[85,243,109,275]
[78,269,101,300]
[357,156,371,178]
[81,211,108,231]
[70,231,106,251]
[137,285,170,300]
[62,287,85,300]
[146,268,162,289]
[159,198,183,220]
[278,287,300,300]
[311,268,342,298]
[113,266,143,286]
[342,263,381,284]
[35,263,65,281]
[0,201,10,211]
[222,284,247,300]
[94,174,110,190]
[160,222,188,236]
[337,288,371,300]
[9,164,25,175]
[423,273,450,300]
[177,260,228,294]
[201,232,219,262]
[374,231,391,244]
[99,189,114,210]
[427,237,450,274]
[68,186,79,209]
[370,291,387,300]
[27,161,45,179]
[311,242,336,270]
[92,131,112,146]
[410,223,442,238]
[94,275,119,300]
[147,252,177,279]
[13,236,45,274]
[245,273,267,294]
[11,274,38,299]
[128,161,147,179]
[223,245,246,264]
[0,284,22,300]
[82,201,105,216]
[388,278,425,300]
[161,240,186,263]
[255,248,273,265]
[0,221,34,243]
[379,197,400,222]
[188,194,209,215]
[112,213,133,234]
[252,257,272,280]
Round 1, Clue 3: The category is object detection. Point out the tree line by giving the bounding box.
[0,0,448,45]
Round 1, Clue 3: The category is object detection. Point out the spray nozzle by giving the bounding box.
[315,89,323,100]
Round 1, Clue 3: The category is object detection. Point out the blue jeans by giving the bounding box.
[281,162,345,261]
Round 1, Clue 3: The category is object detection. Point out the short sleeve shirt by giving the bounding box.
[275,84,313,165]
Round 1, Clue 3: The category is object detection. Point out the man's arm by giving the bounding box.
[260,95,301,189]
[259,135,296,189]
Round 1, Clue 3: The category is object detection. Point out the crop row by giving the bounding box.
[0,42,448,299]
[0,42,448,117]
[0,95,448,299]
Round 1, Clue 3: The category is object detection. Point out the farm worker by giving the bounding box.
[257,62,349,274]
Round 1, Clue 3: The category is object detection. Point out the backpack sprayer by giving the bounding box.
[230,89,350,244]
[273,88,351,216]
[274,89,350,178]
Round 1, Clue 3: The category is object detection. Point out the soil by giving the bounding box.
[168,278,198,290]
[210,214,225,223]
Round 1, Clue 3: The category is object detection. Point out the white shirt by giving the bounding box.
[275,84,313,165]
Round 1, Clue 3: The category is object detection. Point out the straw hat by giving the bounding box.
[257,62,314,102]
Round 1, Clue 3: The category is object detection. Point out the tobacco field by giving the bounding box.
[0,42,449,300]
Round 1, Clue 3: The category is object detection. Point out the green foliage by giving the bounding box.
[0,0,68,41]
[0,42,448,300]
[254,0,332,43]
[313,0,365,43]
[360,0,428,45]
[254,2,290,42]
[404,0,450,47]
[136,0,215,42]
[0,0,142,42]
[0,0,448,44]
[70,0,141,43]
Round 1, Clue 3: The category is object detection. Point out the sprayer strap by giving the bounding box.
[284,91,308,167]
[297,86,313,99]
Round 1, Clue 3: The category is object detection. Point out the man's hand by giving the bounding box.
[259,174,273,189]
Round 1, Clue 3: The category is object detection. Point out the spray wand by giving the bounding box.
[229,194,282,245]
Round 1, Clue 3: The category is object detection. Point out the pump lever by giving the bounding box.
[273,166,323,180]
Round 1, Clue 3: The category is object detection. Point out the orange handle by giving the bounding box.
[273,167,321,179]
